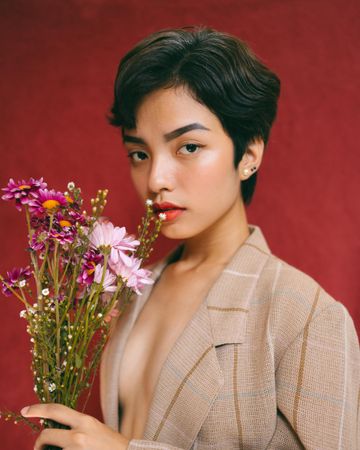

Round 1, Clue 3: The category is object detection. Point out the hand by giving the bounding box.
[21,403,130,450]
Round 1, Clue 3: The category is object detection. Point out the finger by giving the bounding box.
[21,403,86,428]
[34,427,71,450]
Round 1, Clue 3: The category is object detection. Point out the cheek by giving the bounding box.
[184,152,238,202]
[130,169,147,197]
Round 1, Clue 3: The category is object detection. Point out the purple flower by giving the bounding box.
[30,215,48,230]
[48,229,75,245]
[1,177,47,211]
[30,229,51,251]
[1,266,32,297]
[28,189,68,216]
[54,211,74,229]
[68,210,89,226]
[110,254,154,296]
[77,249,104,286]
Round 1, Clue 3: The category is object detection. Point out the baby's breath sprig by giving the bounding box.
[90,189,108,219]
[0,409,41,432]
[134,199,164,263]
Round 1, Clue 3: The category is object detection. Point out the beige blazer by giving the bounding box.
[100,224,360,450]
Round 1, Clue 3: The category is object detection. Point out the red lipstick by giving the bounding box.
[152,202,186,222]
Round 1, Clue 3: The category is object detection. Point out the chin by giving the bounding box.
[159,222,205,241]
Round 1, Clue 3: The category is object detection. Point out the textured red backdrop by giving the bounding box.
[1,1,359,448]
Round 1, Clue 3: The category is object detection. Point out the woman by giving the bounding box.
[21,26,360,450]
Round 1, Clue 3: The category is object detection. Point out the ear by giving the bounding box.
[237,137,265,180]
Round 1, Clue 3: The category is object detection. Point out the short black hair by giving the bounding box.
[108,25,281,205]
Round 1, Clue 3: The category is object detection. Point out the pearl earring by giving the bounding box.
[242,167,256,177]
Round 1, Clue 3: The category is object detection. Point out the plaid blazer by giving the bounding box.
[100,224,360,450]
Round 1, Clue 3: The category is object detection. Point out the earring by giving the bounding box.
[242,167,256,177]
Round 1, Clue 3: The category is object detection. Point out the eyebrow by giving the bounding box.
[122,122,211,145]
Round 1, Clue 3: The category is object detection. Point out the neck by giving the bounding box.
[177,197,250,271]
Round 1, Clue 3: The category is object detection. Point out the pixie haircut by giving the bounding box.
[108,25,281,205]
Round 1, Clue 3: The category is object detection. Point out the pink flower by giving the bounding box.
[93,264,117,293]
[89,221,140,263]
[1,266,32,297]
[110,255,154,296]
[28,189,68,216]
[1,177,47,211]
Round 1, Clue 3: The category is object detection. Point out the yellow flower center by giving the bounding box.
[18,184,31,190]
[42,199,60,209]
[65,196,74,203]
[59,220,72,228]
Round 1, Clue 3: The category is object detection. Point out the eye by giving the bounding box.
[178,143,203,155]
[127,151,148,163]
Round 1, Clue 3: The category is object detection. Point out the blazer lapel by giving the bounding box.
[139,224,272,449]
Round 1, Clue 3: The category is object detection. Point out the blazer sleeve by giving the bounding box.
[126,440,184,449]
[274,300,360,449]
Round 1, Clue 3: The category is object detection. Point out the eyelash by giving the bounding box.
[127,143,203,164]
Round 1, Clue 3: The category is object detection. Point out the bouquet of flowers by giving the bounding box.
[0,177,164,445]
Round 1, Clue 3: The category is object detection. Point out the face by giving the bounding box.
[122,86,244,241]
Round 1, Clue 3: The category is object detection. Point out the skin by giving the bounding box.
[21,84,264,449]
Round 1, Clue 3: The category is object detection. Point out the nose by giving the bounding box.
[147,154,175,195]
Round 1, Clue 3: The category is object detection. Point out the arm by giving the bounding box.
[273,300,360,449]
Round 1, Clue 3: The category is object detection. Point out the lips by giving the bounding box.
[152,201,186,213]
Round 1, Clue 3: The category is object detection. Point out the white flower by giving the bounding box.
[159,212,166,220]
[67,182,75,191]
[42,288,49,296]
[19,280,26,288]
[48,382,56,392]
[145,199,153,205]
[97,313,103,318]
[33,386,38,393]
[19,310,27,318]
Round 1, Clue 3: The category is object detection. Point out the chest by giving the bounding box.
[117,266,222,438]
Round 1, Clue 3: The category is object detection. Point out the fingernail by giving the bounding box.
[21,406,29,416]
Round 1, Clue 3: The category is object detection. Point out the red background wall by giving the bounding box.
[1,1,359,448]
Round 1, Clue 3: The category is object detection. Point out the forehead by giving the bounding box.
[135,86,218,128]
[122,86,221,140]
